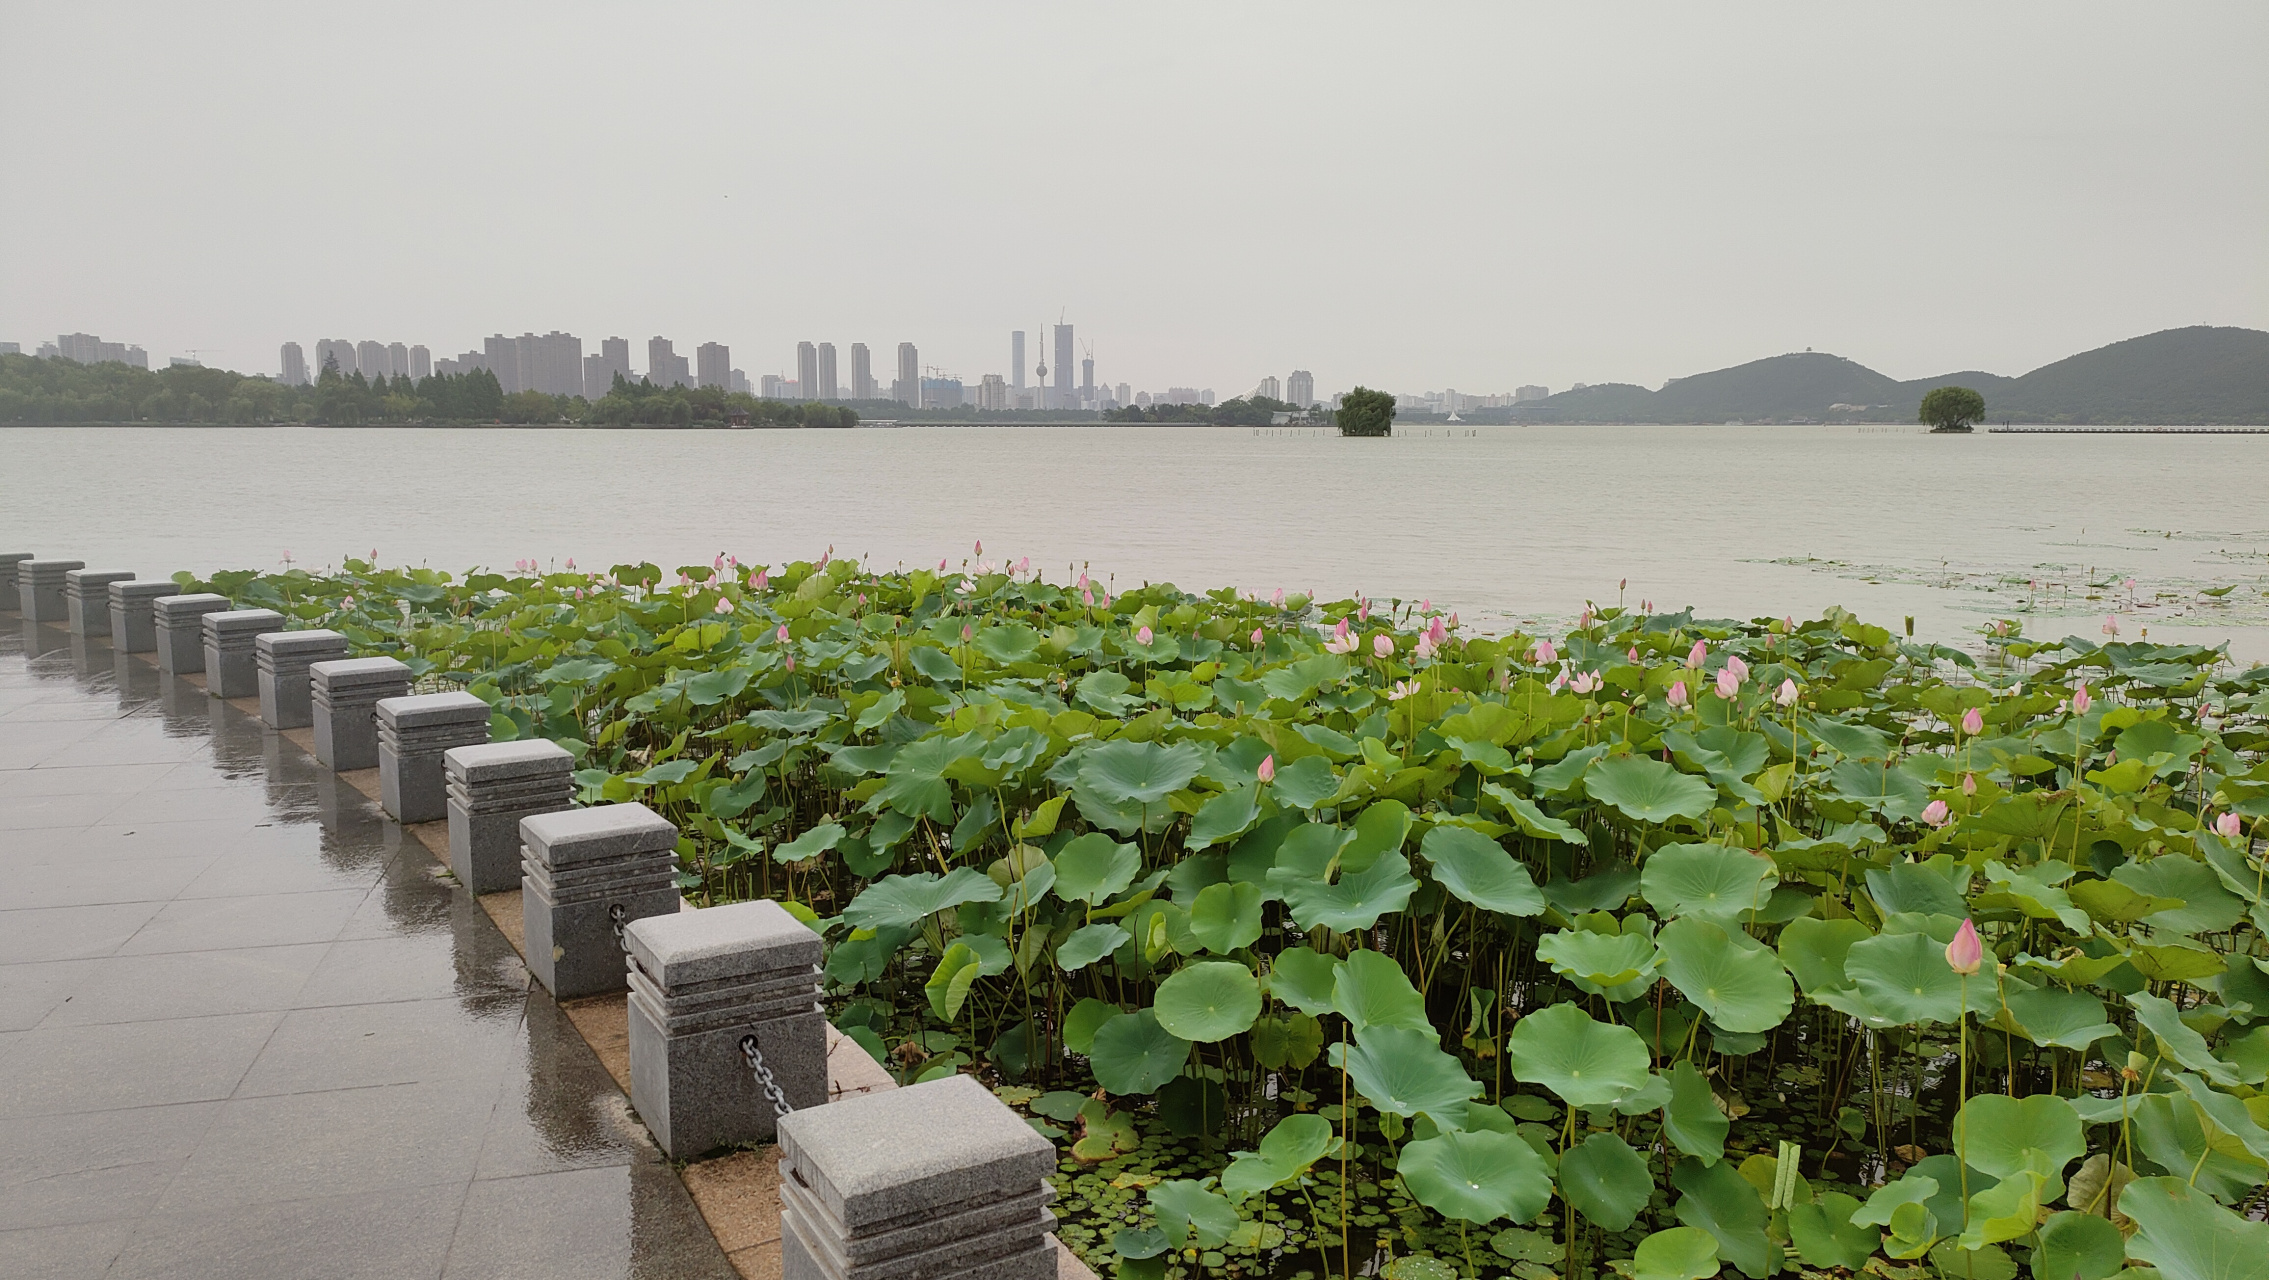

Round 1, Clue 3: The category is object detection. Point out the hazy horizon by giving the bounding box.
[3,2,2263,397]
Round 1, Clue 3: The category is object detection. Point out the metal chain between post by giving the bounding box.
[608,902,628,952]
[740,1032,795,1118]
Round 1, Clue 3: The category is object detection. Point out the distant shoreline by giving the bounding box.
[4,420,2265,431]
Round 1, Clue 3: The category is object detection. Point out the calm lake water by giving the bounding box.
[6,424,2266,662]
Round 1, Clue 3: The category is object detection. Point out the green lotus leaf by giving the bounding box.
[1222,1113,1338,1201]
[1339,799,1412,873]
[1078,738,1206,807]
[1281,848,1419,934]
[1586,756,1718,824]
[2166,1071,2269,1165]
[1421,825,1547,917]
[1087,1008,1189,1095]
[1805,714,1894,760]
[2129,1094,2267,1204]
[1187,881,1264,954]
[1481,782,1590,845]
[1672,1157,1781,1279]
[2002,984,2119,1051]
[1866,861,1968,918]
[1536,928,1660,996]
[1331,948,1431,1032]
[1056,922,1129,972]
[1186,784,1261,851]
[1658,917,1794,1034]
[971,623,1039,664]
[1788,1191,1876,1271]
[1841,929,1968,1026]
[842,868,1003,930]
[1777,917,1872,995]
[1269,754,1340,809]
[1053,832,1143,905]
[1559,1132,1653,1231]
[1063,998,1120,1055]
[875,733,973,820]
[2036,1209,2129,1280]
[1328,1024,1482,1121]
[1978,860,2091,932]
[1395,1128,1554,1225]
[1633,1226,1722,1280]
[924,942,980,1021]
[1826,758,1931,822]
[1952,1092,2086,1183]
[1927,1241,2016,1280]
[1643,843,1780,921]
[2118,855,2246,935]
[1662,1060,1729,1165]
[1506,1003,1651,1108]
[2121,1175,2269,1280]
[1153,961,1262,1042]
[1851,1173,1938,1228]
[2131,990,2249,1087]
[1268,946,1342,1016]
[773,822,843,864]
[1148,1179,1238,1249]
[1961,1170,2053,1250]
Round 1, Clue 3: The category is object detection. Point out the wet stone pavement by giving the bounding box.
[0,621,739,1279]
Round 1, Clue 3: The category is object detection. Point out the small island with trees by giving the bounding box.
[1919,385,1986,433]
[1336,386,1395,437]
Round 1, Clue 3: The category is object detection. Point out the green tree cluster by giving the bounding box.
[585,375,858,428]
[1919,385,1986,433]
[1108,395,1306,426]
[1336,386,1395,436]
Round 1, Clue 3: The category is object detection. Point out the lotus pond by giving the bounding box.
[179,553,2269,1280]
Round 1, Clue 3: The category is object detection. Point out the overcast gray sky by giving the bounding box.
[4,2,2263,397]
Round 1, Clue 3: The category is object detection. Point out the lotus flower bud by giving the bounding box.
[2218,813,2244,838]
[1667,680,1690,708]
[1922,799,1951,828]
[1775,679,1799,707]
[2071,684,2093,715]
[1945,919,1984,975]
[1257,755,1275,784]
[713,597,734,614]
[1136,625,1153,645]
[1373,634,1394,658]
[1963,772,1977,796]
[1961,707,1984,736]
[1251,627,1264,646]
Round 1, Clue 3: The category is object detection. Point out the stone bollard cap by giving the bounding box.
[445,738,574,782]
[66,569,137,591]
[623,899,821,989]
[521,802,676,868]
[377,690,490,728]
[0,553,32,565]
[257,629,349,657]
[155,593,233,617]
[204,608,285,635]
[309,656,412,690]
[776,1074,1057,1230]
[109,580,182,603]
[21,560,86,575]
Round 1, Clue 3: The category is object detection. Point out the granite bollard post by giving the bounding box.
[107,581,179,654]
[309,657,413,770]
[0,554,33,612]
[154,594,233,675]
[255,630,349,728]
[376,691,490,823]
[625,899,826,1158]
[202,609,286,697]
[445,740,575,893]
[521,803,679,1000]
[65,570,137,638]
[776,1074,1062,1280]
[18,560,84,623]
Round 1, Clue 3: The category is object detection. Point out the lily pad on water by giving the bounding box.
[1088,1008,1189,1094]
[1396,1128,1554,1224]
[1559,1132,1653,1230]
[1634,1226,1721,1280]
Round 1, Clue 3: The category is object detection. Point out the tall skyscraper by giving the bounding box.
[1287,370,1314,407]
[1011,331,1025,392]
[315,339,353,378]
[1256,375,1282,402]
[517,332,583,395]
[409,345,431,381]
[486,335,521,392]
[356,340,388,380]
[1115,382,1131,407]
[582,336,630,398]
[894,343,918,406]
[1052,324,1073,411]
[976,374,1008,411]
[1081,357,1095,408]
[387,342,410,378]
[647,337,690,388]
[279,342,308,387]
[849,343,874,399]
[696,342,730,390]
[803,344,830,399]
[816,343,838,401]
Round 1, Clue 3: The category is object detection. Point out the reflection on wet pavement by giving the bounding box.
[0,619,737,1279]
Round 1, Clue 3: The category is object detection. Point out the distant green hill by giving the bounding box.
[1506,325,2269,425]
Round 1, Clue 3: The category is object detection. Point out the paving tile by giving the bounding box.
[102,783,286,829]
[0,901,167,964]
[0,1011,283,1117]
[0,1100,221,1230]
[292,927,527,1010]
[0,789,138,831]
[0,853,221,908]
[13,817,268,864]
[27,944,329,1028]
[0,698,129,722]
[474,992,656,1181]
[0,964,79,1032]
[39,724,211,769]
[444,1167,632,1279]
[0,762,184,797]
[114,887,367,955]
[233,995,525,1098]
[176,842,379,898]
[0,719,109,770]
[107,1182,462,1280]
[155,1079,497,1212]
[0,1218,137,1280]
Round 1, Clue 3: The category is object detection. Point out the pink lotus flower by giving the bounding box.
[1250,627,1264,646]
[1078,571,1089,588]
[2218,813,2244,838]
[857,593,867,606]
[1373,634,1394,658]
[1334,617,1351,641]
[776,625,791,644]
[974,540,982,556]
[1945,919,1984,974]
[1579,607,1594,628]
[753,570,768,591]
[1256,755,1275,784]
[1100,593,1112,608]
[1358,601,1371,622]
[566,558,575,570]
[1415,633,1439,660]
[1642,599,1653,613]
[1448,612,1459,629]
[1667,680,1690,707]
[714,597,735,614]
[1388,679,1419,701]
[1628,647,1641,664]
[1549,672,1568,692]
[2071,684,2092,715]
[1961,707,1984,736]
[2102,614,2120,637]
[1963,772,1977,796]
[714,553,725,570]
[1271,588,1286,607]
[1687,639,1707,667]
[1016,557,1029,575]
[1428,616,1448,646]
[1324,632,1360,655]
[1922,799,1951,828]
[1715,667,1741,699]
[1727,655,1750,682]
[962,623,973,641]
[1083,588,1095,607]
[1775,679,1799,707]
[1570,670,1602,695]
[957,577,976,595]
[1136,625,1154,645]
[784,655,795,672]
[938,558,948,571]
[1532,638,1557,664]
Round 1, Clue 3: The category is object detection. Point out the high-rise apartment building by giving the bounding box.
[484,336,519,391]
[760,374,788,400]
[409,345,431,381]
[1052,325,1073,411]
[696,342,731,390]
[1081,357,1095,408]
[849,343,874,400]
[1011,331,1025,392]
[976,374,1009,411]
[1287,370,1314,407]
[388,342,410,379]
[893,343,918,406]
[583,337,630,398]
[356,341,389,380]
[1115,382,1131,407]
[315,339,354,378]
[816,343,838,401]
[795,343,818,400]
[1514,385,1549,402]
[1255,376,1282,402]
[516,332,583,396]
[280,342,308,386]
[647,337,690,388]
[54,333,148,368]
